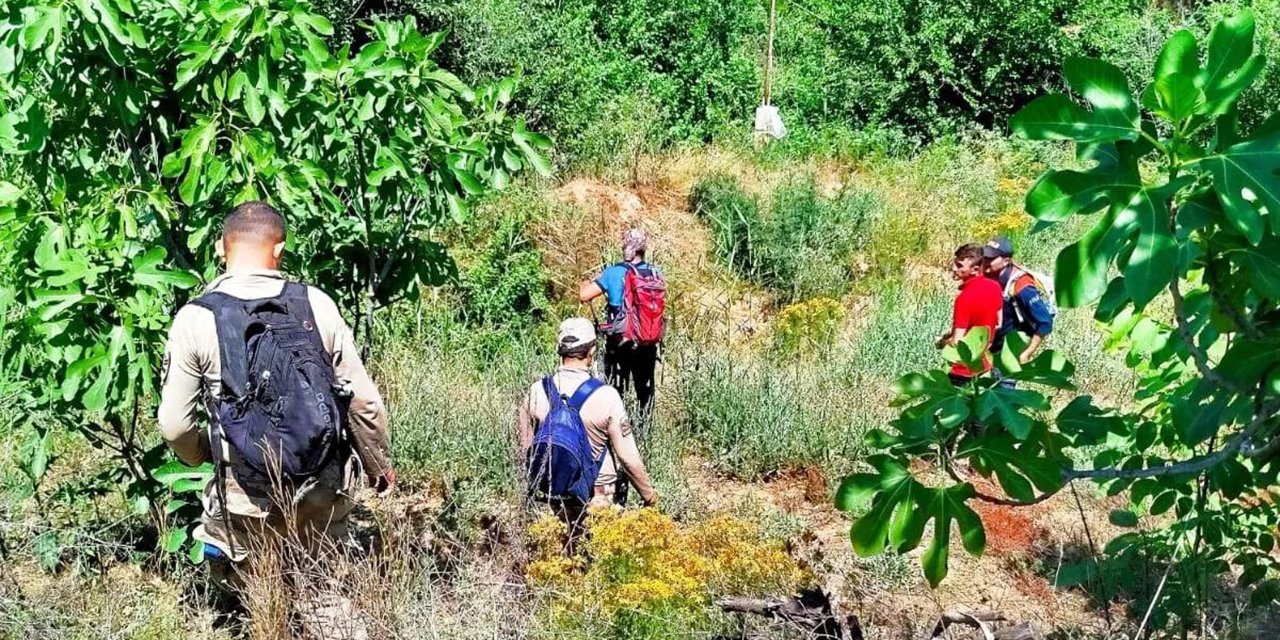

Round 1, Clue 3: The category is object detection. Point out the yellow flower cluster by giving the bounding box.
[970,207,1029,241]
[774,297,846,355]
[525,508,809,623]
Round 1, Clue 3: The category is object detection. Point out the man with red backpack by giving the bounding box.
[578,228,666,420]
[982,236,1056,366]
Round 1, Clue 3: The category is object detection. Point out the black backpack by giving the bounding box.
[192,282,348,478]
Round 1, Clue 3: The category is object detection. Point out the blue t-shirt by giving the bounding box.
[595,261,649,308]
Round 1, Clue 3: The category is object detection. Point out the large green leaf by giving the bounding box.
[1123,189,1176,309]
[1229,235,1280,300]
[915,484,984,588]
[976,386,1050,439]
[942,326,990,373]
[846,456,921,557]
[1154,30,1199,80]
[1024,167,1138,223]
[1055,201,1138,307]
[1201,133,1280,244]
[1142,73,1205,123]
[1063,57,1140,140]
[1199,10,1265,116]
[132,247,200,290]
[1217,338,1280,392]
[960,435,1065,501]
[151,460,214,491]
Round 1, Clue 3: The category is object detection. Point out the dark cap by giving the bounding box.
[982,236,1013,259]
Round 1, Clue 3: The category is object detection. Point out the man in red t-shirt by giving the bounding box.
[935,243,1004,385]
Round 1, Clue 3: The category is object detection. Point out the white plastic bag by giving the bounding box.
[754,104,787,140]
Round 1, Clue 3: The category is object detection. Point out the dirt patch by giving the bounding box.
[679,456,1122,638]
[540,176,774,348]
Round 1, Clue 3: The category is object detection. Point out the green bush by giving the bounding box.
[689,174,763,276]
[456,214,550,328]
[794,0,1077,136]
[691,175,881,301]
[330,0,1279,164]
[1070,0,1280,131]
[398,0,760,168]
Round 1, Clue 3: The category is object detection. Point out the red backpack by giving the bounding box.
[622,263,667,346]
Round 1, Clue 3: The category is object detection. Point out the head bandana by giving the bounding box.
[622,228,648,262]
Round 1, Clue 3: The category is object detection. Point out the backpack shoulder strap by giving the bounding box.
[1003,266,1027,299]
[541,376,565,409]
[189,292,251,398]
[567,378,605,412]
[277,281,325,352]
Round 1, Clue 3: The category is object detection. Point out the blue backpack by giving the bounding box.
[525,376,606,503]
[192,282,348,479]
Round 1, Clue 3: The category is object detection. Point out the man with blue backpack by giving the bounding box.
[518,317,658,528]
[157,202,394,634]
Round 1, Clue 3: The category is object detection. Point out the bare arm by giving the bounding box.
[579,280,604,303]
[312,289,394,494]
[516,387,537,461]
[937,326,968,348]
[1019,333,1043,364]
[608,414,657,505]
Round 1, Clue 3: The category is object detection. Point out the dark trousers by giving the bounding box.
[603,335,658,507]
[603,335,658,422]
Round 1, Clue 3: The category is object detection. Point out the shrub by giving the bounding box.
[773,297,846,356]
[526,508,810,639]
[691,175,882,302]
[805,0,1078,136]
[455,211,550,328]
[689,174,763,276]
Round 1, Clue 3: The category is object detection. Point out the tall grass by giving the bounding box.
[674,348,870,480]
[690,174,882,302]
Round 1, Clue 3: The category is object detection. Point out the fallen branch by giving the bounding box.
[716,588,862,640]
[931,609,1042,640]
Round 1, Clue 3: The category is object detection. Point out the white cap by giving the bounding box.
[558,317,596,351]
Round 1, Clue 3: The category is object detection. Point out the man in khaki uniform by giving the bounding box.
[517,317,658,518]
[157,202,394,578]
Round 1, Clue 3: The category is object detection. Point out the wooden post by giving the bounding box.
[764,0,777,106]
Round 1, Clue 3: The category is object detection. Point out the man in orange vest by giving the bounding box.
[983,236,1055,366]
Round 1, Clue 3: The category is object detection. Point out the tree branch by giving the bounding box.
[944,460,1058,507]
[1168,276,1245,394]
[1066,387,1280,482]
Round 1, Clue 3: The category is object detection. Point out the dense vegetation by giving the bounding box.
[374,0,1280,165]
[841,12,1280,634]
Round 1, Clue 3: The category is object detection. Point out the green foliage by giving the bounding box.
[0,0,547,553]
[382,0,1107,163]
[1071,0,1280,132]
[812,0,1076,135]
[839,12,1280,618]
[691,175,881,301]
[456,209,550,328]
[403,0,758,168]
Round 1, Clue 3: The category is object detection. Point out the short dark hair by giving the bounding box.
[558,342,594,359]
[224,201,286,244]
[954,243,984,264]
